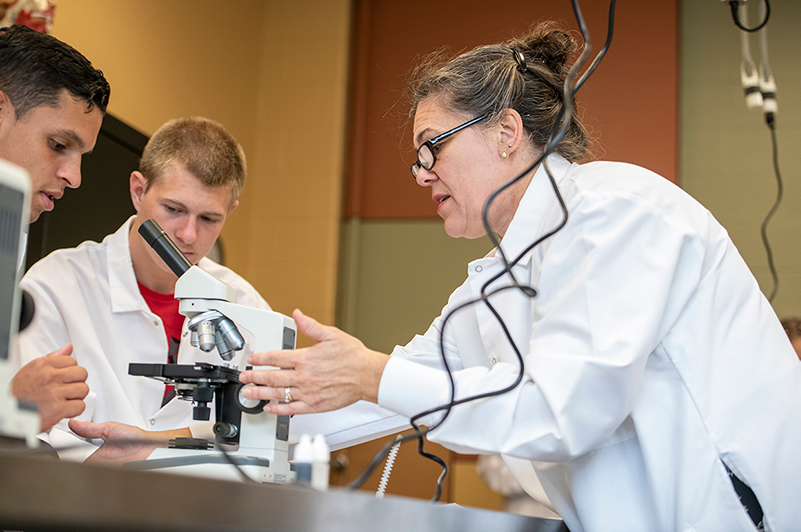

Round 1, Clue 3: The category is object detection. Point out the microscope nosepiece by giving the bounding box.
[187,310,245,360]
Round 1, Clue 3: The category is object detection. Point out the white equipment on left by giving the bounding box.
[0,158,40,445]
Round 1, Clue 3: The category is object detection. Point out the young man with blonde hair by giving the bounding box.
[14,116,270,459]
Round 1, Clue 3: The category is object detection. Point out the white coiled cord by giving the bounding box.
[375,435,402,498]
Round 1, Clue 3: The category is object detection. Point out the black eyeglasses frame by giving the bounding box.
[410,114,489,179]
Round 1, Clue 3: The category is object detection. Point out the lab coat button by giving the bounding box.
[153,320,159,327]
[491,357,497,365]
[150,419,156,425]
[475,265,483,272]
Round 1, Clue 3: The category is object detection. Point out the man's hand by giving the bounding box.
[69,419,191,466]
[238,309,389,416]
[10,343,89,432]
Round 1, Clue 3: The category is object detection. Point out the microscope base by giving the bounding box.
[127,447,295,484]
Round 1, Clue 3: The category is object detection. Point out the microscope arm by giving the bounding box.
[174,266,295,355]
[178,298,295,355]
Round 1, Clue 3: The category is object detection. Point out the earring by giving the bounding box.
[501,151,508,158]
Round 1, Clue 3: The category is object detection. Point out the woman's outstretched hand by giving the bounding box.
[238,309,389,416]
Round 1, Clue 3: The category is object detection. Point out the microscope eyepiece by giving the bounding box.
[138,219,192,278]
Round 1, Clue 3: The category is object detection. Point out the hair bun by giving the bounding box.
[514,23,577,77]
[408,20,590,163]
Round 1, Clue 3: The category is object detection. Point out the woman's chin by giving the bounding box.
[443,222,486,240]
[442,221,464,239]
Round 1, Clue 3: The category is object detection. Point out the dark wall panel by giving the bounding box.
[344,0,678,220]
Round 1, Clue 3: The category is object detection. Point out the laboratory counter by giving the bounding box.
[0,451,568,532]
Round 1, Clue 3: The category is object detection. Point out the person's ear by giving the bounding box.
[496,108,525,157]
[130,171,147,212]
[227,199,239,215]
[0,90,14,127]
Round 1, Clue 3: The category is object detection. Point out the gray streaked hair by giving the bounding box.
[409,22,590,163]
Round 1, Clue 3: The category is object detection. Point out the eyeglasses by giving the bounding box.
[410,114,488,179]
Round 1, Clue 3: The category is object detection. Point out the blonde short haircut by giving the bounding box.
[139,117,246,204]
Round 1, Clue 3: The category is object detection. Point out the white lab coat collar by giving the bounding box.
[107,216,147,314]
[496,153,574,265]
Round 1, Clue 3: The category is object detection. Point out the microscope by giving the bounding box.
[127,219,296,483]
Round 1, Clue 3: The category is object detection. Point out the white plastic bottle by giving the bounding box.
[311,434,330,491]
[294,434,313,486]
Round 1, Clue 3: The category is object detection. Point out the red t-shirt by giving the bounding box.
[138,282,185,400]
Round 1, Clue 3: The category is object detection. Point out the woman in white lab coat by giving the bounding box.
[241,23,801,532]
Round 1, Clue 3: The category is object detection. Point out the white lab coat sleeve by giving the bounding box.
[378,308,468,426]
[14,274,72,371]
[289,401,409,452]
[14,274,98,456]
[378,300,487,427]
[380,191,703,461]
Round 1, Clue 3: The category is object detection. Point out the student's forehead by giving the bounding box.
[154,181,232,213]
[25,99,102,145]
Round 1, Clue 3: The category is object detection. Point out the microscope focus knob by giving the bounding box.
[193,404,211,421]
[236,383,269,414]
[192,385,215,421]
[213,422,239,438]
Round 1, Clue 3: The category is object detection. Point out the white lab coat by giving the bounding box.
[15,218,271,459]
[376,155,801,531]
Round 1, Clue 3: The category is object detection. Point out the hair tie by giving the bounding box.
[513,49,527,73]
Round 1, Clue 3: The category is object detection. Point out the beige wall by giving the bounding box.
[52,0,351,336]
[246,0,351,331]
[338,220,492,351]
[52,1,263,143]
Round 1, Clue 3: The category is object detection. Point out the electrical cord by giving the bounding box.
[215,440,259,483]
[347,0,617,501]
[761,116,782,303]
[738,3,762,109]
[376,435,402,498]
[729,0,781,303]
[727,0,770,33]
[756,0,780,303]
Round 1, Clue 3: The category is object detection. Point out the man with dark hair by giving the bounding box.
[0,24,110,432]
[0,24,110,223]
[0,25,109,120]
